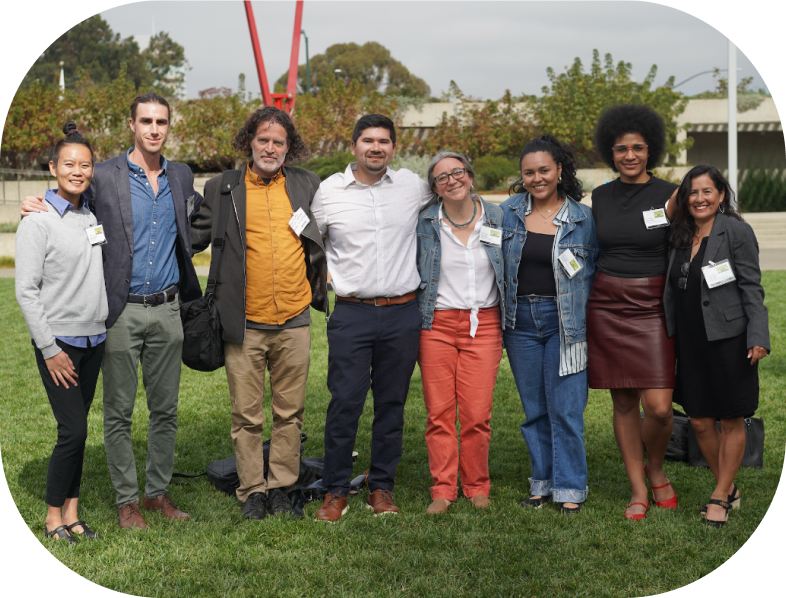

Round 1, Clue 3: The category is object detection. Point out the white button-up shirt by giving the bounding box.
[435,202,499,336]
[311,163,433,298]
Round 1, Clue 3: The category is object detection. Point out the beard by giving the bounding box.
[361,153,388,173]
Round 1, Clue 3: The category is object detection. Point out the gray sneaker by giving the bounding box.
[242,492,267,520]
[267,488,294,516]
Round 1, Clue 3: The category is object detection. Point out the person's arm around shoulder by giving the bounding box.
[729,217,770,359]
[14,219,78,387]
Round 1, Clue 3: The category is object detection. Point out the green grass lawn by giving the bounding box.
[1,274,784,597]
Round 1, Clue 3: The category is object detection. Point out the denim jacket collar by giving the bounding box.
[512,192,588,225]
[424,194,501,228]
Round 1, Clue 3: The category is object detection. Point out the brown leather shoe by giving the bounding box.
[118,502,147,529]
[426,498,452,515]
[469,494,490,509]
[366,489,399,515]
[142,493,189,520]
[315,492,349,522]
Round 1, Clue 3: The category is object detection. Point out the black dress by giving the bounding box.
[669,238,759,418]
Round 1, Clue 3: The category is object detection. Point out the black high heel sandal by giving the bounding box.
[703,498,731,529]
[66,520,101,540]
[700,483,740,516]
[44,524,77,545]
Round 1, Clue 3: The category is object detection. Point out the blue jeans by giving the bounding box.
[504,297,589,503]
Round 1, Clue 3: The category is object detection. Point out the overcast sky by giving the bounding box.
[93,1,771,101]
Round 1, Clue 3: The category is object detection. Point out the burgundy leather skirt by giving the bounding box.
[586,272,675,389]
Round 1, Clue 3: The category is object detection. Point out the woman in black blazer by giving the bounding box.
[664,165,769,528]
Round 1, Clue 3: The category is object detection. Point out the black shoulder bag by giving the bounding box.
[180,189,231,372]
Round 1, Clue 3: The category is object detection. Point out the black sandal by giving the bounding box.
[66,520,101,540]
[703,498,730,528]
[520,496,551,509]
[700,484,740,516]
[560,503,581,515]
[44,524,77,545]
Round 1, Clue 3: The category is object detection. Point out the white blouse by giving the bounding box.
[435,201,499,337]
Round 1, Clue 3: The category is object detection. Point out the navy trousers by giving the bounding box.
[323,299,421,495]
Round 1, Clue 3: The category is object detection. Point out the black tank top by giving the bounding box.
[517,231,557,296]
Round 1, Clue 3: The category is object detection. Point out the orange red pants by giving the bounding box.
[418,308,503,501]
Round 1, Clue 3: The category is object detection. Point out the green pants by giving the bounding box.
[102,298,183,507]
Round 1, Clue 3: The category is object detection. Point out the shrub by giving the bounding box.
[738,169,786,213]
[296,151,354,181]
[473,155,520,191]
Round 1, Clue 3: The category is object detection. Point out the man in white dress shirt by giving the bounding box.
[311,114,433,521]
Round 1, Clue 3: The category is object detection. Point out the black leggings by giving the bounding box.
[34,339,104,508]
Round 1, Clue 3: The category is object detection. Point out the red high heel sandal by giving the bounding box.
[644,463,678,509]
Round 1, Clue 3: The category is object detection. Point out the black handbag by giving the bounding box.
[180,189,231,372]
[688,416,764,469]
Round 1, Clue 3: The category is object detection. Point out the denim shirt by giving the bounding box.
[416,197,505,330]
[501,192,598,345]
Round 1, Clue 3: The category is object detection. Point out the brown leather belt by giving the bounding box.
[128,284,178,306]
[336,292,417,307]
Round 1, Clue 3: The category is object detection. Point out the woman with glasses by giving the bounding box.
[587,104,679,521]
[664,165,768,528]
[415,151,505,514]
[501,135,598,514]
[16,122,107,543]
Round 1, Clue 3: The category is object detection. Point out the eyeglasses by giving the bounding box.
[678,261,690,290]
[612,143,648,157]
[434,168,468,186]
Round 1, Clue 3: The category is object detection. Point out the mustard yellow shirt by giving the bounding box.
[244,166,312,325]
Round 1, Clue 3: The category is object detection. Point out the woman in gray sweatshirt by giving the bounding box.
[16,122,108,544]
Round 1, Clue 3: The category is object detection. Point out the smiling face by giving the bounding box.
[688,173,724,225]
[129,102,170,156]
[612,132,649,183]
[49,144,94,203]
[249,120,290,178]
[520,151,562,204]
[432,157,473,203]
[351,127,396,178]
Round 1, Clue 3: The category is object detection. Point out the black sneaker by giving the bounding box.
[242,492,267,520]
[267,488,294,516]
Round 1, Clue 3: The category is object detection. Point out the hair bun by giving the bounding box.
[62,121,78,136]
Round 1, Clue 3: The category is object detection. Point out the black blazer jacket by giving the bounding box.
[664,213,770,351]
[190,164,328,344]
[84,153,203,328]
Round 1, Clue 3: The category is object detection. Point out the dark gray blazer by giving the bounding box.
[664,213,770,351]
[84,154,203,328]
[190,164,328,344]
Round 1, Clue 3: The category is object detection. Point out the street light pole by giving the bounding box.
[301,29,310,94]
[728,40,738,207]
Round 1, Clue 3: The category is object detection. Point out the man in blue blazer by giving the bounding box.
[23,93,202,529]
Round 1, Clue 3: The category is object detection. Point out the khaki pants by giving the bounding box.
[224,326,310,502]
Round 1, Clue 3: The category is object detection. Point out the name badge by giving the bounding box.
[643,207,669,229]
[701,259,736,288]
[289,207,309,236]
[85,223,107,246]
[558,249,582,278]
[480,226,501,246]
[187,195,196,219]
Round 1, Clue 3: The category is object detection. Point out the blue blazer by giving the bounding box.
[84,153,203,328]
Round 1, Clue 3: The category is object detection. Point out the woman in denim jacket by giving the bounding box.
[501,135,598,514]
[416,151,505,515]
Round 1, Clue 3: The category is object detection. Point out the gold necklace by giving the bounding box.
[533,199,563,223]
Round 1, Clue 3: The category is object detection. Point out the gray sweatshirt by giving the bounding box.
[15,195,108,359]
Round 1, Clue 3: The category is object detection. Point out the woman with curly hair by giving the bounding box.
[501,135,598,514]
[664,165,768,527]
[587,104,679,521]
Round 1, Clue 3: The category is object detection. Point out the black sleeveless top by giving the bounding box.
[591,175,678,278]
[517,231,557,296]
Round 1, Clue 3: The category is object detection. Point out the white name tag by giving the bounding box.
[643,208,669,229]
[289,208,309,236]
[701,259,736,288]
[480,226,501,246]
[85,223,106,246]
[558,248,582,278]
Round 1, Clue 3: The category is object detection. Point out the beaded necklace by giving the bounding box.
[442,197,477,229]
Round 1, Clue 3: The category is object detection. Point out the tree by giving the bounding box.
[422,82,538,160]
[0,80,64,168]
[21,15,187,95]
[276,42,430,98]
[534,50,690,167]
[691,67,767,113]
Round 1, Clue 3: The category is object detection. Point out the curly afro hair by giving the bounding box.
[594,104,667,172]
[232,106,310,164]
